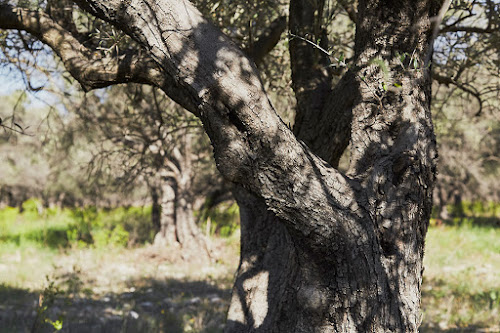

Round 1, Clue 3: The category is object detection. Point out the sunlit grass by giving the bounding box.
[0,236,239,333]
[1,202,500,331]
[422,224,500,330]
[0,202,153,250]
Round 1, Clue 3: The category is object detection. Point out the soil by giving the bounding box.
[0,239,239,333]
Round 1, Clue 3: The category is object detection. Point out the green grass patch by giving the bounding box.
[422,224,500,330]
[2,199,499,330]
[199,202,239,237]
[0,200,153,250]
[432,201,500,228]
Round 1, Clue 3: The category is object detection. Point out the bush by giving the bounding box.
[200,202,240,237]
[441,201,500,227]
[96,206,153,245]
[0,206,19,229]
[0,201,154,249]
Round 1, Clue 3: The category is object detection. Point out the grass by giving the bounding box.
[0,201,240,332]
[1,201,499,331]
[421,223,500,331]
[0,238,240,333]
[0,201,153,250]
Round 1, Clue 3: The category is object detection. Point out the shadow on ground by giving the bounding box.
[2,275,497,332]
[0,277,230,333]
[419,326,500,332]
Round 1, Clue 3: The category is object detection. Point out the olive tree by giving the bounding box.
[78,84,215,253]
[1,0,445,331]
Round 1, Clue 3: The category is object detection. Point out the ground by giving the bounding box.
[0,235,239,333]
[0,225,499,332]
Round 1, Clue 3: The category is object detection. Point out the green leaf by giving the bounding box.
[45,319,63,331]
[399,52,408,64]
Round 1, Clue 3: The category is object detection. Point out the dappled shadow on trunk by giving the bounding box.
[225,187,299,332]
[16,0,439,331]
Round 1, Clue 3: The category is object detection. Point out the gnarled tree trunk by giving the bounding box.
[150,133,210,257]
[226,0,439,331]
[151,180,177,246]
[0,0,440,331]
[151,177,210,257]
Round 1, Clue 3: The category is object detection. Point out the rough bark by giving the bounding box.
[0,0,440,331]
[226,0,359,330]
[152,134,210,257]
[227,0,439,331]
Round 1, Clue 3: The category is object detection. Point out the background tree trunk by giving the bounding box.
[152,179,207,255]
[150,185,161,233]
[152,133,210,258]
[153,180,177,246]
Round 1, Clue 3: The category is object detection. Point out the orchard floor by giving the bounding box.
[1,225,499,333]
[0,236,239,333]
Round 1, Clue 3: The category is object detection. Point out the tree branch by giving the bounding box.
[433,72,483,116]
[288,0,355,167]
[0,4,156,91]
[338,0,357,24]
[69,0,372,249]
[440,25,496,34]
[244,15,287,67]
[0,3,200,113]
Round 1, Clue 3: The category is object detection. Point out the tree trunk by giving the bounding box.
[153,133,210,258]
[174,173,210,256]
[152,176,210,258]
[153,180,177,246]
[1,0,440,330]
[226,0,440,332]
[150,185,161,232]
[226,188,297,332]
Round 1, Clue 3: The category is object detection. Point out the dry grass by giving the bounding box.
[421,224,500,332]
[0,234,240,333]
[1,224,499,332]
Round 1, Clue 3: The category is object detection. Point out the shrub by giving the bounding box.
[200,202,240,237]
[0,202,154,249]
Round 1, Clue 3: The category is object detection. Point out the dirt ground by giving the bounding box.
[0,239,239,333]
[1,231,499,332]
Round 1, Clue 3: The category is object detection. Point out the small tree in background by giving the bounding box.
[78,84,216,254]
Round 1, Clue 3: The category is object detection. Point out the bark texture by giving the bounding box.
[227,0,439,331]
[149,134,209,256]
[0,0,440,331]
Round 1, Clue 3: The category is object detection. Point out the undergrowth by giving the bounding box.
[0,199,153,250]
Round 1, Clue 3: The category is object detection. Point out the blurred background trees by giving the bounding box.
[0,0,499,237]
[432,0,500,217]
[76,84,217,253]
